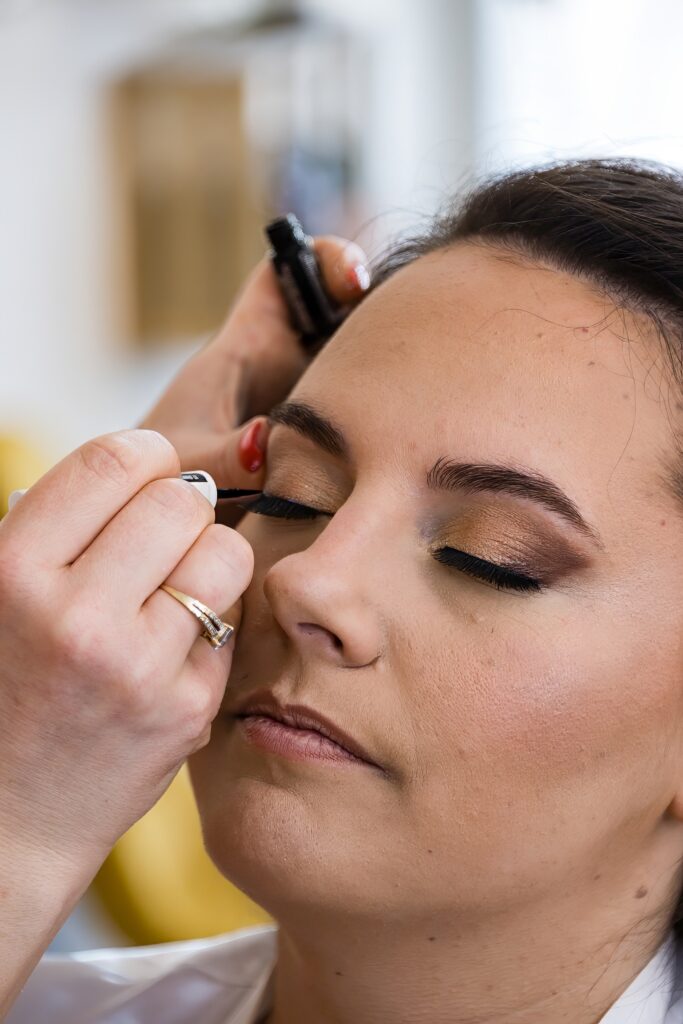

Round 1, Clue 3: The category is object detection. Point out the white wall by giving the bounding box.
[475,0,683,172]
[0,1,206,468]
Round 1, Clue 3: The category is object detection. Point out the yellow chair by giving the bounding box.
[0,433,48,516]
[0,433,271,943]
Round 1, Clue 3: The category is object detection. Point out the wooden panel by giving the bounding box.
[110,73,268,345]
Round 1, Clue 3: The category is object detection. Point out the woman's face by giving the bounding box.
[190,242,683,926]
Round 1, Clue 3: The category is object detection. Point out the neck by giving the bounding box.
[264,892,672,1024]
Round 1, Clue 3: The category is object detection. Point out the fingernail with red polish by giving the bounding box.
[238,420,266,473]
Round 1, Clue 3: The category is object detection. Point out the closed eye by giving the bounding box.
[432,547,543,594]
[247,493,544,594]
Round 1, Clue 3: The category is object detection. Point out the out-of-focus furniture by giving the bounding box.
[0,434,48,517]
[110,73,267,346]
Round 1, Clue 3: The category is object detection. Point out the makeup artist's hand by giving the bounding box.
[139,235,370,493]
[0,429,253,1013]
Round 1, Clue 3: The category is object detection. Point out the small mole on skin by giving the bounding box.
[635,886,648,899]
[661,520,666,526]
[428,937,436,942]
[335,971,343,977]
[588,360,595,365]
[594,874,602,881]
[427,849,433,854]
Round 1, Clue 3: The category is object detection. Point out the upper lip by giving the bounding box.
[232,688,380,768]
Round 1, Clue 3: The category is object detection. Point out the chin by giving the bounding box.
[187,717,403,921]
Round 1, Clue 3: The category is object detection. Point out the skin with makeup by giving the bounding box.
[190,241,683,1024]
[3,165,683,1024]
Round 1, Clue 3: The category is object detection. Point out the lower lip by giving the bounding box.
[235,714,371,767]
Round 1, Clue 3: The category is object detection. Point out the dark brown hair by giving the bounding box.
[369,157,683,933]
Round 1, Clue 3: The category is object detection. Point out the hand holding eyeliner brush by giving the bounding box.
[8,471,262,513]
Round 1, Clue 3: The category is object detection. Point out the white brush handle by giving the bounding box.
[8,470,219,512]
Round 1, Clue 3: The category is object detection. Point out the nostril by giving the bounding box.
[297,622,343,650]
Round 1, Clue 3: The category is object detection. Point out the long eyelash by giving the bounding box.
[247,493,325,519]
[433,547,543,593]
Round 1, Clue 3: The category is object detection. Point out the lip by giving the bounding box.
[230,688,381,769]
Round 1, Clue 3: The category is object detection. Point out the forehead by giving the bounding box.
[289,243,676,525]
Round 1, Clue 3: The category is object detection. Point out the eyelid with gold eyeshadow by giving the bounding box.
[246,492,545,594]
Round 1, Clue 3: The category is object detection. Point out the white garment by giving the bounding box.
[7,924,683,1023]
[7,925,278,1024]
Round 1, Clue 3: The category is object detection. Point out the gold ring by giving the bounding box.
[160,584,234,650]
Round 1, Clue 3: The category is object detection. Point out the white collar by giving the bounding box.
[599,930,679,1023]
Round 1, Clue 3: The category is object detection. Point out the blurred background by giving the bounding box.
[2,0,683,952]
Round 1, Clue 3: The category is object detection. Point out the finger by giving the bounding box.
[178,586,249,746]
[67,476,215,611]
[211,417,271,528]
[168,417,270,529]
[313,235,371,305]
[215,234,371,350]
[207,416,271,488]
[180,623,240,741]
[1,430,180,569]
[143,522,253,662]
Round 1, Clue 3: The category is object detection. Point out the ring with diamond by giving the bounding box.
[159,584,234,650]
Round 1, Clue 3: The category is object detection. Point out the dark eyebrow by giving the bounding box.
[268,401,347,458]
[426,457,604,549]
[267,401,604,549]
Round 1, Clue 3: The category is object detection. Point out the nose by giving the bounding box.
[262,516,384,669]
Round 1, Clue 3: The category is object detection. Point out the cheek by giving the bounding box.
[404,593,682,874]
[224,517,314,694]
[233,518,289,625]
